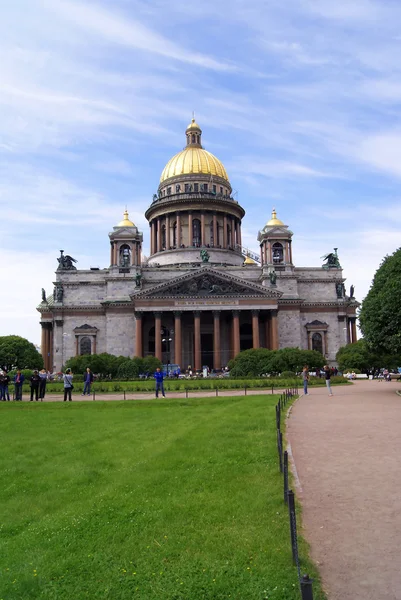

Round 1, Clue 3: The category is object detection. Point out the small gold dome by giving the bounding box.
[244,255,256,265]
[117,210,135,227]
[186,118,201,132]
[160,148,229,183]
[266,208,284,227]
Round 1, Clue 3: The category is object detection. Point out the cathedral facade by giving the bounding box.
[38,119,358,372]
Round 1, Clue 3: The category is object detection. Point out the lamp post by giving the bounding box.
[161,327,173,375]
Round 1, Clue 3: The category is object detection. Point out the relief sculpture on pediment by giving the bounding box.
[152,274,264,296]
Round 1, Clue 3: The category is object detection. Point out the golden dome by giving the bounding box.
[244,255,257,265]
[117,210,135,227]
[160,147,229,183]
[266,208,284,227]
[160,119,230,184]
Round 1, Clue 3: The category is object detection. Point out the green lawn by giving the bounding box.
[0,396,324,600]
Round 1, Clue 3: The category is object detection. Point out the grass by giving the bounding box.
[0,395,325,600]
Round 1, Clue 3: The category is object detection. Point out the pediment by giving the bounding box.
[134,267,282,299]
[109,228,138,238]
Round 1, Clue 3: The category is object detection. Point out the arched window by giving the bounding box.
[120,244,131,267]
[80,337,91,355]
[172,221,177,247]
[192,134,195,143]
[312,333,323,354]
[272,242,284,263]
[209,222,214,246]
[193,218,201,246]
[161,224,166,249]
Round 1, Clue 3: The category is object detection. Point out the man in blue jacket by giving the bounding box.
[154,367,166,398]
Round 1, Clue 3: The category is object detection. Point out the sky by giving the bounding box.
[1,0,401,346]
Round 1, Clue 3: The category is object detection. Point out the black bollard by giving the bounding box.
[93,390,95,401]
[300,574,314,600]
[186,388,188,398]
[279,431,283,472]
[288,490,298,565]
[244,385,247,395]
[216,388,218,396]
[124,390,126,400]
[283,450,289,503]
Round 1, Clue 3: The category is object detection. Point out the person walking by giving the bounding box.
[302,366,309,395]
[14,369,24,401]
[324,365,334,397]
[0,370,10,401]
[38,369,47,401]
[154,367,166,398]
[82,368,93,396]
[30,370,41,401]
[63,368,74,401]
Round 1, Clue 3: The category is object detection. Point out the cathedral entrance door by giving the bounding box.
[201,333,213,369]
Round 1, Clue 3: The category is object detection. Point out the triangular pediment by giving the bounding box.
[134,267,282,299]
[109,228,139,239]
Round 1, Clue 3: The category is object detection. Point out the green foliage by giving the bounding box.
[116,356,162,380]
[9,369,34,380]
[336,339,400,372]
[0,396,325,600]
[280,371,296,378]
[229,347,325,377]
[0,335,43,372]
[359,247,401,353]
[65,353,127,378]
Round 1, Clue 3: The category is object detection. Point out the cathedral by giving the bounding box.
[38,119,358,372]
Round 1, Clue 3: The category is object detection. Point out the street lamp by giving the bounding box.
[161,327,174,375]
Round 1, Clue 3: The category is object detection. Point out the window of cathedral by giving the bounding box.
[172,221,177,247]
[272,242,284,263]
[210,221,214,246]
[220,186,223,194]
[176,184,181,193]
[167,187,171,195]
[193,219,201,247]
[185,183,190,193]
[312,332,323,354]
[194,183,199,192]
[80,336,91,355]
[161,225,166,250]
[203,183,208,192]
[192,134,195,143]
[227,225,232,247]
[212,184,216,194]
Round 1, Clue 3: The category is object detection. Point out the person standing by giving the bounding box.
[324,365,333,397]
[38,369,47,401]
[14,369,25,401]
[1,370,10,401]
[82,368,93,396]
[30,370,41,401]
[154,367,166,398]
[63,368,74,401]
[302,366,309,395]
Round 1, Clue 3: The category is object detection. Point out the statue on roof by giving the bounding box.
[54,283,64,303]
[269,270,277,285]
[200,249,210,263]
[41,288,47,303]
[322,248,341,269]
[57,250,77,270]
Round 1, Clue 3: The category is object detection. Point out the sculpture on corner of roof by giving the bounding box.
[135,273,142,288]
[54,283,64,303]
[349,284,355,298]
[336,282,345,298]
[322,247,341,269]
[57,250,77,270]
[269,270,277,285]
[41,288,47,303]
[200,249,210,263]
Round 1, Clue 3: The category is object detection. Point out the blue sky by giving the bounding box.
[1,0,401,345]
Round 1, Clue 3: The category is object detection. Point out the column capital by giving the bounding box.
[193,310,201,318]
[174,311,182,318]
[232,310,240,317]
[134,311,143,319]
[213,310,221,317]
[154,311,162,319]
[251,309,260,316]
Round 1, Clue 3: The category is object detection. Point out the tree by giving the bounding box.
[228,347,325,378]
[65,353,127,378]
[0,336,43,372]
[359,248,401,354]
[336,339,400,373]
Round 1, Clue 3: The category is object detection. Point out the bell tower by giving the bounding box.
[109,210,143,271]
[257,209,294,271]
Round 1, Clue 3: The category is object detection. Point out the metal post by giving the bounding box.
[124,390,126,400]
[288,490,298,565]
[272,385,274,394]
[216,388,218,396]
[300,575,314,600]
[244,385,247,395]
[186,388,188,398]
[93,390,95,401]
[283,450,289,503]
[279,431,283,472]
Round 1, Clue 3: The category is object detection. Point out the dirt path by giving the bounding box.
[287,380,401,600]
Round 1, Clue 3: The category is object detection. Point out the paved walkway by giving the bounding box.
[5,386,290,403]
[287,380,401,600]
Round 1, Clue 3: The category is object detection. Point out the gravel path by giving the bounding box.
[287,380,401,600]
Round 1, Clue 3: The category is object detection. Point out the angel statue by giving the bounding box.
[200,249,210,263]
[57,250,77,270]
[269,270,277,285]
[41,288,47,303]
[322,248,341,269]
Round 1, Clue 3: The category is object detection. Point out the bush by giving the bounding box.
[229,348,325,378]
[280,371,297,378]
